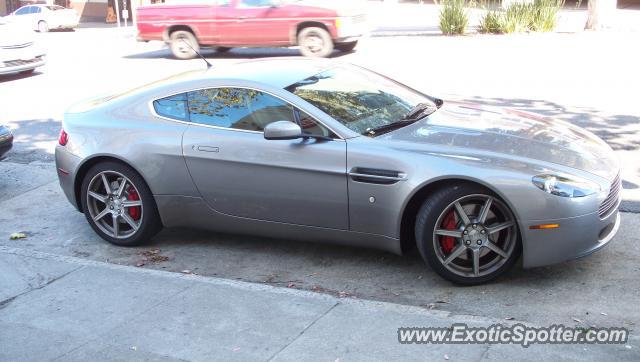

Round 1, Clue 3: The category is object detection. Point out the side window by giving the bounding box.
[296,109,337,138]
[187,88,295,132]
[31,6,42,13]
[153,93,188,121]
[15,7,30,15]
[240,0,274,8]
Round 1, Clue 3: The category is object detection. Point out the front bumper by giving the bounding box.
[522,207,621,268]
[0,55,46,75]
[55,145,83,211]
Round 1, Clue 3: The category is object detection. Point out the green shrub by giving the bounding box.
[439,0,469,35]
[530,0,564,32]
[501,2,534,33]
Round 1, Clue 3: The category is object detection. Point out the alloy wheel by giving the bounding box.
[432,194,517,278]
[86,170,144,239]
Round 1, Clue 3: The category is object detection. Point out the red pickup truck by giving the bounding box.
[136,0,368,59]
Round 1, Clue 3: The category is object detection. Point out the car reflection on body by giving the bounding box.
[55,58,621,284]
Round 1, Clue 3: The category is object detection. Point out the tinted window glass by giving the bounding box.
[297,109,336,138]
[31,6,41,13]
[15,7,30,15]
[187,88,295,132]
[286,65,434,135]
[153,93,188,121]
[240,0,273,7]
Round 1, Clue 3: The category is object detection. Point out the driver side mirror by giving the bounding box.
[264,121,303,140]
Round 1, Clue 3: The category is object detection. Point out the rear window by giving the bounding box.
[153,93,188,121]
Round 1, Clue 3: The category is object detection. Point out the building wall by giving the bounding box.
[70,0,107,21]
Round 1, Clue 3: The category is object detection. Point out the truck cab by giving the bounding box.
[136,0,368,58]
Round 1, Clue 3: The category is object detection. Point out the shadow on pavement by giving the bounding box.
[0,70,45,84]
[123,47,351,60]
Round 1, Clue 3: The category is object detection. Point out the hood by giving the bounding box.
[0,20,34,48]
[379,102,619,181]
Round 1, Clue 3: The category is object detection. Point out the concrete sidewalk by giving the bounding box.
[1,247,636,361]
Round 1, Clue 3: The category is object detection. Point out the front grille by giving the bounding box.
[3,56,43,67]
[599,173,621,219]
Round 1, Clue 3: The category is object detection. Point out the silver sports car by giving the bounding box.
[55,58,621,284]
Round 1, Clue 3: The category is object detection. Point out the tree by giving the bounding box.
[585,0,617,30]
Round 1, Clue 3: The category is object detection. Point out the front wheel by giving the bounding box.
[298,27,334,57]
[169,30,200,59]
[415,184,521,285]
[81,161,162,246]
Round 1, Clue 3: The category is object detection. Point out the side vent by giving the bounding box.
[349,167,407,185]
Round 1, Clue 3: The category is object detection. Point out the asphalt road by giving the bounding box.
[1,28,640,336]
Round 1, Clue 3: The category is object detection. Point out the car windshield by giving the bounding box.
[286,65,437,135]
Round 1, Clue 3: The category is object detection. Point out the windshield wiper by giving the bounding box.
[364,103,437,137]
[403,102,437,121]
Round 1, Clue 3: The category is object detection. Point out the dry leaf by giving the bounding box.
[9,232,27,240]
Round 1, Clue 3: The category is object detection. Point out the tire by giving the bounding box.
[298,27,334,58]
[169,30,200,60]
[335,41,358,52]
[215,46,231,53]
[415,183,521,285]
[38,21,49,33]
[19,69,36,75]
[81,161,162,246]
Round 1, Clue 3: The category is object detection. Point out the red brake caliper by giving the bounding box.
[440,210,457,254]
[127,186,141,221]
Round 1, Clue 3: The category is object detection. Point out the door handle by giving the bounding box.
[237,16,247,21]
[195,146,219,153]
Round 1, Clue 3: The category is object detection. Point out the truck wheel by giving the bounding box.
[298,27,333,58]
[169,30,200,60]
[335,41,358,52]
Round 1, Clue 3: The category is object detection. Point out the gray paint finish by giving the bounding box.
[55,58,621,271]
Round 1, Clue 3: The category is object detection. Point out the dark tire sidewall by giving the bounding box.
[80,161,161,246]
[415,184,521,285]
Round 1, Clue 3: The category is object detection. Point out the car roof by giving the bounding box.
[182,57,337,89]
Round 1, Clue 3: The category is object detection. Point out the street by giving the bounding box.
[1,26,640,359]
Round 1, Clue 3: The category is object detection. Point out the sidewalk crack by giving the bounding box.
[0,265,84,310]
[267,301,340,361]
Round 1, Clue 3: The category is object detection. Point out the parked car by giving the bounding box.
[55,58,621,285]
[0,125,13,160]
[3,4,79,32]
[136,0,368,58]
[0,19,46,75]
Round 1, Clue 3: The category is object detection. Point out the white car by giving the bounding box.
[4,4,79,32]
[0,19,46,75]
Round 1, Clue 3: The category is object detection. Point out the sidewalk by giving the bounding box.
[1,246,636,361]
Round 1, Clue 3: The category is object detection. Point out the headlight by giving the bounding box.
[532,174,600,198]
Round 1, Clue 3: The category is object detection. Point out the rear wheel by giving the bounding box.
[415,184,521,285]
[335,41,358,52]
[169,30,199,59]
[298,27,334,57]
[81,161,161,246]
[38,21,49,33]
